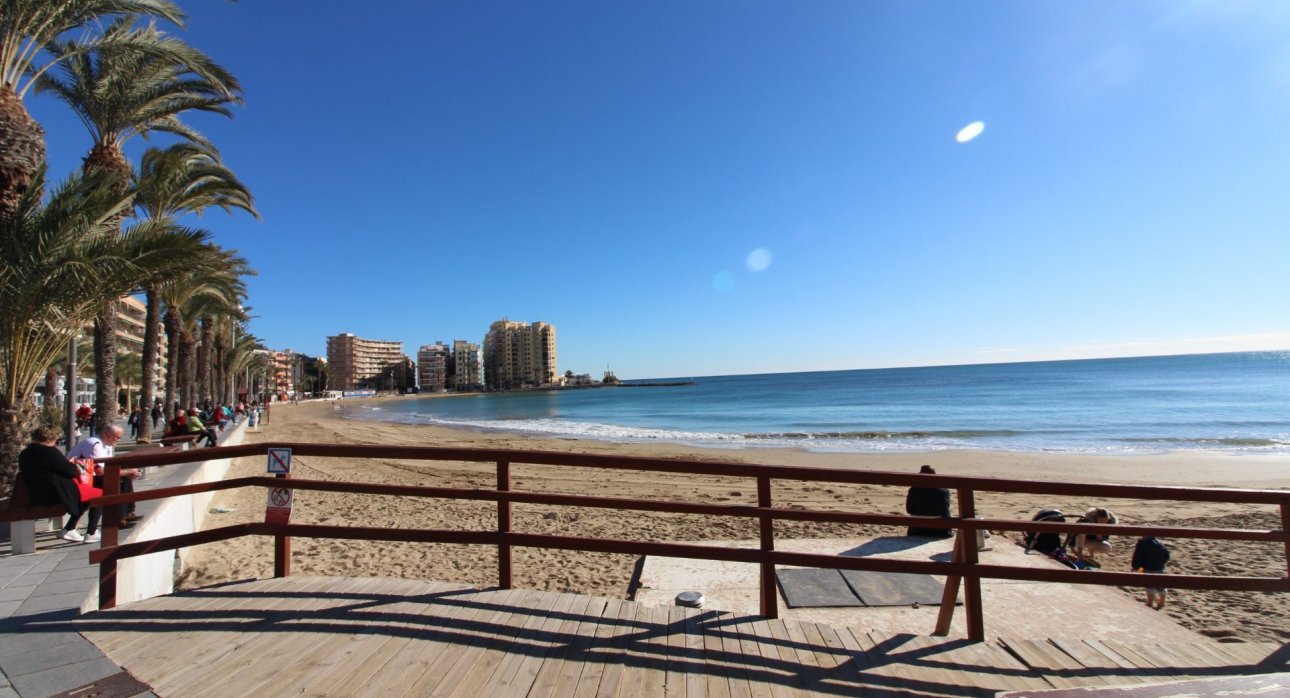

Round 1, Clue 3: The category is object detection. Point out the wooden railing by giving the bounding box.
[92,442,1290,641]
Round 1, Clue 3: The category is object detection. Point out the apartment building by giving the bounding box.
[416,342,450,392]
[109,295,166,396]
[453,340,483,391]
[483,319,557,390]
[326,333,405,390]
[265,349,296,400]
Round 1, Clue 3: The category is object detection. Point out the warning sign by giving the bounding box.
[267,448,292,474]
[265,486,293,524]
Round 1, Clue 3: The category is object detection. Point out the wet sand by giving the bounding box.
[178,399,1290,643]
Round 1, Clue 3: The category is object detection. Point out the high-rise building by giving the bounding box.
[265,349,296,400]
[452,340,483,391]
[326,333,404,390]
[483,319,557,390]
[114,294,167,397]
[416,342,450,392]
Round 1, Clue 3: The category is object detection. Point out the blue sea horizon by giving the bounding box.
[345,351,1290,455]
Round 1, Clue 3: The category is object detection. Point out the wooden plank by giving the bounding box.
[679,606,709,698]
[284,583,462,696]
[727,614,763,696]
[618,601,670,698]
[158,576,374,696]
[409,588,538,697]
[763,619,809,697]
[1047,638,1150,685]
[187,577,395,698]
[953,640,1053,695]
[519,593,605,698]
[848,630,929,694]
[571,596,626,698]
[593,596,640,698]
[999,636,1099,689]
[1100,640,1193,683]
[698,611,735,698]
[317,582,485,697]
[90,575,309,663]
[734,618,780,698]
[780,620,825,694]
[490,591,582,696]
[451,588,559,697]
[662,605,688,698]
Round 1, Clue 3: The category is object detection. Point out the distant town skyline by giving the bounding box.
[33,3,1290,379]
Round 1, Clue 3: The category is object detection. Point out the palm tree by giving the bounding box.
[0,0,185,216]
[36,16,242,434]
[132,143,256,436]
[158,246,248,416]
[0,166,206,492]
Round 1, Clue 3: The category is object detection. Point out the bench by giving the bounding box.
[1,474,67,555]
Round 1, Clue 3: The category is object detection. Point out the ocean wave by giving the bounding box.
[354,411,743,442]
[1113,436,1290,448]
[743,429,1023,441]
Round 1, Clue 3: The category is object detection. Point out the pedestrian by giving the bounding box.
[127,407,141,439]
[1132,536,1171,609]
[151,402,163,430]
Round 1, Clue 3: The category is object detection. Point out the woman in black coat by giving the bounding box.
[17,425,101,543]
[905,464,953,538]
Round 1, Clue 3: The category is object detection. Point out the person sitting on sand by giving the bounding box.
[1132,535,1171,609]
[905,465,953,538]
[1069,506,1117,564]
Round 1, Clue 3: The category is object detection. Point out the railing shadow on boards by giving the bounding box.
[89,442,1290,641]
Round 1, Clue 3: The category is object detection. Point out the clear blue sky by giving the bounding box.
[31,1,1290,379]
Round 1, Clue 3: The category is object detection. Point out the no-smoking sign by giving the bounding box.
[265,486,293,524]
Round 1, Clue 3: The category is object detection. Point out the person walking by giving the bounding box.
[150,402,163,431]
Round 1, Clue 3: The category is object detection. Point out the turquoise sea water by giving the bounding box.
[345,351,1290,454]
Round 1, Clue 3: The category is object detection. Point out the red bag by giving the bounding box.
[72,459,102,503]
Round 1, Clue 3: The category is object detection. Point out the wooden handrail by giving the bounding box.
[85,441,1290,643]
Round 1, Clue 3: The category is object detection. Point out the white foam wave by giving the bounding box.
[366,412,744,444]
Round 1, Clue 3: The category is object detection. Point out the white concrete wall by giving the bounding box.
[83,418,249,611]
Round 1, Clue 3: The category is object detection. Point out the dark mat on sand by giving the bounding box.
[840,570,949,606]
[775,568,864,608]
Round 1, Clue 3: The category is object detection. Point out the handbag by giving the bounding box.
[71,458,103,503]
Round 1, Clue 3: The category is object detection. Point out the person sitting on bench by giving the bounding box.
[18,425,101,543]
[68,425,142,526]
[186,408,218,447]
[905,465,953,538]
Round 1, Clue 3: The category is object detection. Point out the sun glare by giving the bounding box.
[955,121,985,143]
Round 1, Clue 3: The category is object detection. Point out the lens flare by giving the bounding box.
[746,248,772,272]
[955,121,985,143]
[712,271,735,293]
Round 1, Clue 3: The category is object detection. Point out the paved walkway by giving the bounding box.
[0,417,244,697]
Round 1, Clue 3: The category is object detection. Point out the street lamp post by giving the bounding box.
[64,334,79,449]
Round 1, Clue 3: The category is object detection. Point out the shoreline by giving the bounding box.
[181,400,1290,644]
[328,392,1290,461]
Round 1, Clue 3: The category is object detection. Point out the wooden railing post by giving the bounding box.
[98,462,121,610]
[1282,498,1290,582]
[959,487,983,641]
[758,475,777,619]
[274,471,291,578]
[498,461,512,589]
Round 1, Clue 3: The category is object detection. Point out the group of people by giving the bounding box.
[17,425,142,544]
[163,403,250,447]
[904,465,1172,609]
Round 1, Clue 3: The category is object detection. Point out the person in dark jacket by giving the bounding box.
[905,465,953,538]
[1132,536,1171,609]
[17,425,101,543]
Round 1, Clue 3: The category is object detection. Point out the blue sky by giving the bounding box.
[31,1,1290,379]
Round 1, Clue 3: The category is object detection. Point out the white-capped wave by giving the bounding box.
[357,411,743,444]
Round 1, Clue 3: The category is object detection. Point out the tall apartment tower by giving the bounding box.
[483,319,557,390]
[416,342,450,392]
[326,333,404,390]
[453,340,483,390]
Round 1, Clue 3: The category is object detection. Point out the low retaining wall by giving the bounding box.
[84,418,249,611]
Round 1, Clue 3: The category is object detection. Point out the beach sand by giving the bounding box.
[177,398,1290,643]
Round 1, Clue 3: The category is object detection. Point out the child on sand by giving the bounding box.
[1132,535,1171,609]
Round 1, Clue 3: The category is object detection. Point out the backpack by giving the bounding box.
[1024,508,1067,553]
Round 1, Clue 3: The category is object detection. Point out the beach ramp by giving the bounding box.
[66,576,1286,697]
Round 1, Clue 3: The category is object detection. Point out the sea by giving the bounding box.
[344,351,1290,455]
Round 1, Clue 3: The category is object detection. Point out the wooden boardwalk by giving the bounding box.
[71,577,1287,697]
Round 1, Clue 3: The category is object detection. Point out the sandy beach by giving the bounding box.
[178,398,1290,643]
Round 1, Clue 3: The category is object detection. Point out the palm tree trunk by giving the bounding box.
[214,330,227,406]
[164,310,181,419]
[139,286,161,442]
[0,397,38,496]
[93,302,117,435]
[0,86,46,219]
[179,332,195,409]
[198,317,213,407]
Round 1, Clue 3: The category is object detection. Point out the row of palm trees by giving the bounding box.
[0,1,260,493]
